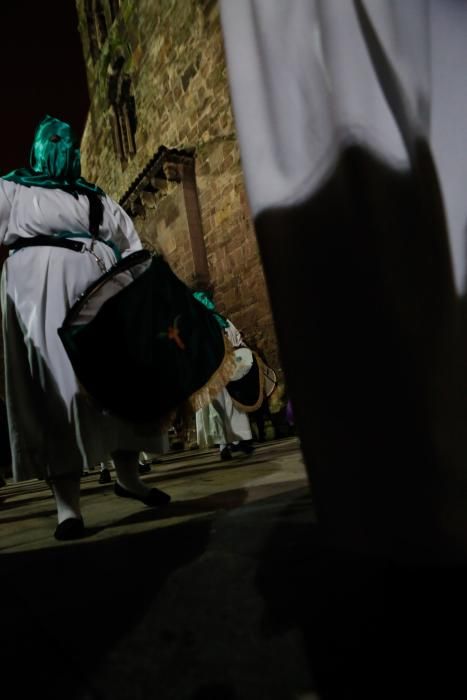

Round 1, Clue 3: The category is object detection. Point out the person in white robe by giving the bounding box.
[219,5,467,696]
[193,293,253,460]
[219,0,467,561]
[0,115,170,540]
[98,459,114,484]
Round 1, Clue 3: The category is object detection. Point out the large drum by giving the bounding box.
[59,251,232,423]
[227,347,277,412]
[262,363,277,398]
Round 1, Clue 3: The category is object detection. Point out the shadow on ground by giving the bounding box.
[256,497,467,699]
[1,511,225,699]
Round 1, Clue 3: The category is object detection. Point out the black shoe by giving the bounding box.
[138,461,151,475]
[231,441,255,456]
[114,481,171,507]
[98,468,112,484]
[54,517,85,541]
[220,447,232,461]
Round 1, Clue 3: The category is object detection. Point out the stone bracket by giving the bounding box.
[120,146,210,289]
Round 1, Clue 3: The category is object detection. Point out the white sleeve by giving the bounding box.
[101,195,143,255]
[0,178,17,243]
[225,320,247,348]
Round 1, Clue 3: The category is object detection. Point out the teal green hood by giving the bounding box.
[193,291,229,329]
[2,115,104,197]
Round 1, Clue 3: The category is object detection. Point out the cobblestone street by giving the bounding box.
[1,438,320,700]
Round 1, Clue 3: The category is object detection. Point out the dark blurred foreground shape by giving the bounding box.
[220,0,467,563]
[220,2,467,695]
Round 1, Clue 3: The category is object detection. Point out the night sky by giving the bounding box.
[0,1,89,173]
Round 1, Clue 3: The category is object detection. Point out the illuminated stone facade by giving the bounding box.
[76,0,280,371]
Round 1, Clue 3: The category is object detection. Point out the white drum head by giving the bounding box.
[230,347,254,381]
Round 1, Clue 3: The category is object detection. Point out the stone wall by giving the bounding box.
[76,0,281,372]
[133,179,196,285]
[196,140,277,364]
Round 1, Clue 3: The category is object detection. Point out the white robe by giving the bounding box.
[0,179,165,481]
[220,0,467,294]
[196,320,252,448]
[219,0,467,556]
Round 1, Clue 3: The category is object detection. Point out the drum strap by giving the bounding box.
[8,232,122,262]
[8,234,87,253]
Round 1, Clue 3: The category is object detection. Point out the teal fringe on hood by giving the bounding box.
[193,291,229,329]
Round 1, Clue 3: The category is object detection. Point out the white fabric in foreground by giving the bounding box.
[220,0,467,293]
